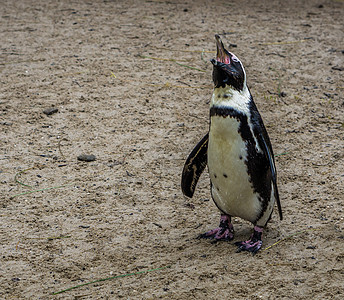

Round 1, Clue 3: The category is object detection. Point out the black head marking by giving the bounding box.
[211,35,245,91]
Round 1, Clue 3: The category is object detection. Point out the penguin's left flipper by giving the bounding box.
[181,133,209,198]
[259,133,283,221]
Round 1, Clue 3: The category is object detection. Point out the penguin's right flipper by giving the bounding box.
[181,133,209,198]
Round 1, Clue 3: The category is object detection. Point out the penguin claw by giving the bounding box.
[235,240,262,254]
[198,227,234,241]
[198,214,234,241]
[235,225,264,254]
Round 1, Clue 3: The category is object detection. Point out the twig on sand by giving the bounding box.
[139,55,189,62]
[263,228,319,252]
[111,72,210,89]
[11,183,73,199]
[145,82,210,88]
[275,152,289,157]
[14,167,35,188]
[174,61,206,72]
[27,235,72,240]
[259,39,309,46]
[52,265,171,295]
[201,49,208,63]
[154,47,215,53]
[57,138,68,160]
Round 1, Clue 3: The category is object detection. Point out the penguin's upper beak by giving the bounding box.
[214,34,230,65]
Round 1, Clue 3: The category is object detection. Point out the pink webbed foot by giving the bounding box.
[235,226,263,254]
[199,214,234,241]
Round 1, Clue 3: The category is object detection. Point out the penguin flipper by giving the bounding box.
[181,133,209,198]
[260,133,283,221]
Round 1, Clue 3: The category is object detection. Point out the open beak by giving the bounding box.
[215,34,230,65]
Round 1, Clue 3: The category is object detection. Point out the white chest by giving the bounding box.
[208,115,261,222]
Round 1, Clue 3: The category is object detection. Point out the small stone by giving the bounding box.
[79,225,90,228]
[153,223,162,228]
[1,121,12,126]
[331,66,343,71]
[43,107,58,115]
[77,154,96,162]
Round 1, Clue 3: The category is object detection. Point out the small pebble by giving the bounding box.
[77,154,96,162]
[331,66,343,71]
[306,245,316,249]
[1,121,12,125]
[43,107,58,115]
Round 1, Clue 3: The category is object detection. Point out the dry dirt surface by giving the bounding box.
[1,0,343,299]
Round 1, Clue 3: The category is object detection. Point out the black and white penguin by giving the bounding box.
[181,34,283,253]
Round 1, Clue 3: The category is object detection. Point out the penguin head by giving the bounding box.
[211,34,246,92]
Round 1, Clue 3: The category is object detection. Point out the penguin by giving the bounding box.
[181,34,283,254]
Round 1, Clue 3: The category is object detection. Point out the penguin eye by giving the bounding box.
[231,55,239,63]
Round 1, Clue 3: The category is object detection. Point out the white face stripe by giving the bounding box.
[228,51,247,89]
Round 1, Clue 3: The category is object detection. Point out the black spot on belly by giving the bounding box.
[223,173,228,178]
[239,155,243,160]
[214,173,217,178]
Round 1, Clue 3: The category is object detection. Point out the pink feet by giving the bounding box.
[235,226,263,254]
[199,214,234,241]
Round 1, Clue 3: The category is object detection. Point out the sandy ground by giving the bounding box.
[1,0,343,299]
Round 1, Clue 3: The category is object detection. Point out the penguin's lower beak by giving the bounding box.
[215,34,230,65]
